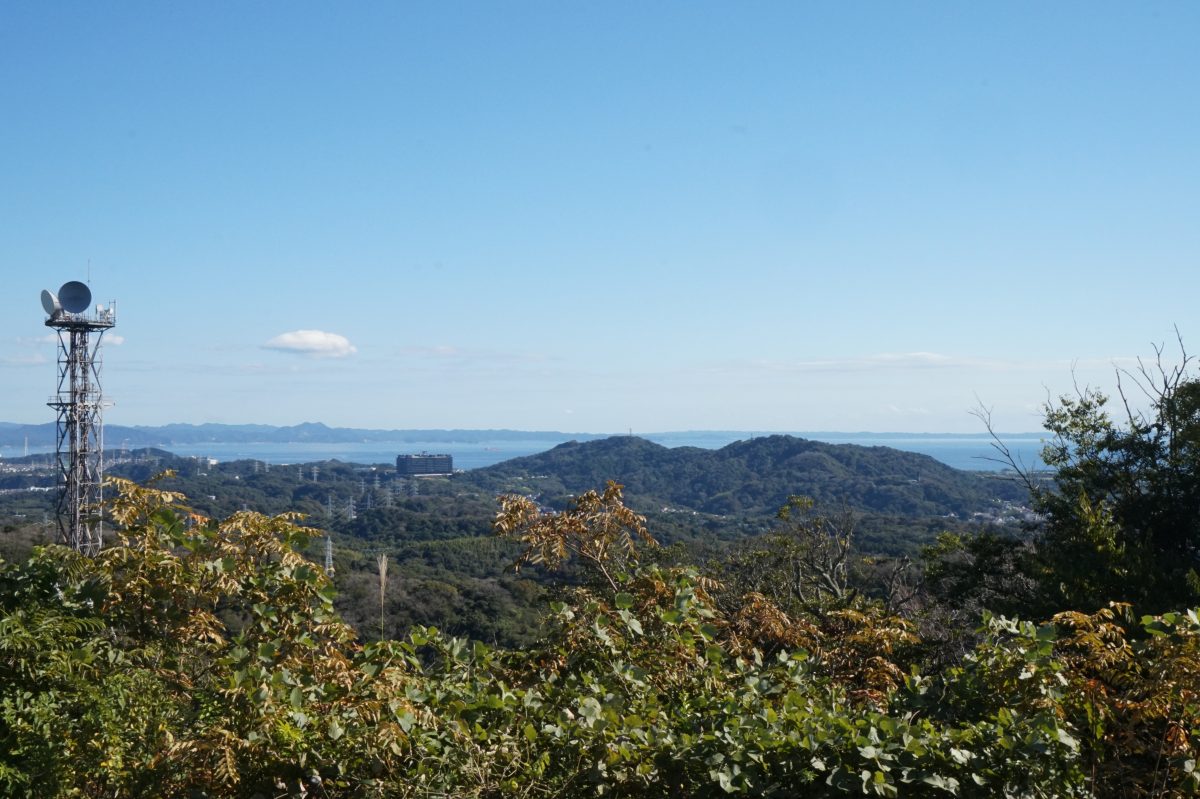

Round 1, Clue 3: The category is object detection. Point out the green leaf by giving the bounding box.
[579,697,602,726]
[618,609,643,635]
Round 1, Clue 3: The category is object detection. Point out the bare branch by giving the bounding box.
[970,399,1038,495]
[1114,368,1139,429]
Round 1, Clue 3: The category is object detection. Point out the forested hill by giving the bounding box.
[463,434,1027,517]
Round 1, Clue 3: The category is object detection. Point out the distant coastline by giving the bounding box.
[0,423,1049,472]
[0,420,1046,448]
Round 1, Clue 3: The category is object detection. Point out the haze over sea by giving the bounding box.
[4,432,1049,473]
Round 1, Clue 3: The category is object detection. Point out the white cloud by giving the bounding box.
[263,330,357,359]
[104,335,125,346]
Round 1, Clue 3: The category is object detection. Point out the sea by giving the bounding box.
[2,432,1049,472]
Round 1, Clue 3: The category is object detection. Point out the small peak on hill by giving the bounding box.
[281,422,334,441]
[588,435,669,451]
[545,435,668,453]
[718,434,814,452]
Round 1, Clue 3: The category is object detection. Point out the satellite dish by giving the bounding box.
[40,289,61,315]
[58,281,92,314]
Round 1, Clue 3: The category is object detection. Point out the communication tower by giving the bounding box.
[41,281,116,555]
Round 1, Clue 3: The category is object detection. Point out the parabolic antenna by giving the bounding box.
[40,289,61,315]
[58,281,92,314]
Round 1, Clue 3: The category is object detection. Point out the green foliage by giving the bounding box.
[1051,604,1200,796]
[0,478,419,797]
[916,531,1042,662]
[1033,357,1200,612]
[716,496,864,616]
[0,437,1018,649]
[3,477,1199,797]
[495,480,655,591]
[105,457,542,646]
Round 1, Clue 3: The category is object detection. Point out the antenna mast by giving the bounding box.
[41,281,116,555]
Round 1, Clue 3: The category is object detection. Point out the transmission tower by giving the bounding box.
[324,535,335,576]
[41,281,116,555]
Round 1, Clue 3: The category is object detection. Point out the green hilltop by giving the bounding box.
[462,434,1028,518]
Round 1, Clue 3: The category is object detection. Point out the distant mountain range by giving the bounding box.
[0,421,1039,449]
[460,435,1029,518]
[0,422,609,448]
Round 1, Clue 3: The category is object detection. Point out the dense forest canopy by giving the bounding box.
[4,364,1200,795]
[463,434,1029,517]
[1,434,1027,645]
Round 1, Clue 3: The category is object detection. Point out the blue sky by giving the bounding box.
[2,2,1198,433]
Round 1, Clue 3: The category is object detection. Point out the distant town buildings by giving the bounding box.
[395,452,453,477]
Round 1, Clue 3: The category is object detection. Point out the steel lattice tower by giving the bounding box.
[42,282,116,555]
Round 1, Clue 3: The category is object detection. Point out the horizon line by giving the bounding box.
[0,419,1049,438]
